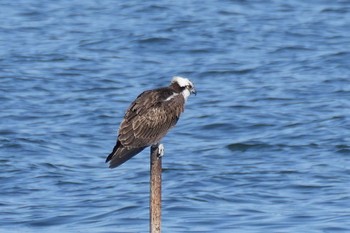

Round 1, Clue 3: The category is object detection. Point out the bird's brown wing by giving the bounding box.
[106,88,184,168]
[119,89,184,147]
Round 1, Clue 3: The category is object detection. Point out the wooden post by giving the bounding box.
[150,144,162,233]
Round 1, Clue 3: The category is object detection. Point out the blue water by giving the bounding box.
[1,1,350,232]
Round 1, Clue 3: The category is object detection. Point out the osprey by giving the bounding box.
[106,76,196,168]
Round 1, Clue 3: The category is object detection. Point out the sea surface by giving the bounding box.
[1,1,350,232]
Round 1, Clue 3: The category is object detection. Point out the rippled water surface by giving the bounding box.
[1,1,350,232]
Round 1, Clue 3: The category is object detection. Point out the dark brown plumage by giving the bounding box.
[106,77,195,168]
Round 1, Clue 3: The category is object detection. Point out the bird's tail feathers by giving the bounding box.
[106,141,146,168]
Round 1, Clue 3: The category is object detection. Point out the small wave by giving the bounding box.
[201,123,234,130]
[336,144,350,154]
[137,37,173,44]
[271,45,314,53]
[202,68,255,76]
[227,142,271,152]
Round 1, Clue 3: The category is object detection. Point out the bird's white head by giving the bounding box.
[171,76,196,101]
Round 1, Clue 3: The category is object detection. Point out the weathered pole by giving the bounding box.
[150,144,162,233]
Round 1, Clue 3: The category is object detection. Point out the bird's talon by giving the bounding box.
[157,144,164,158]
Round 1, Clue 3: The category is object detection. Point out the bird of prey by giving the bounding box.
[106,76,196,168]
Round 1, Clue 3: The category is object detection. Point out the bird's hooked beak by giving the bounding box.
[190,86,197,96]
[191,88,197,96]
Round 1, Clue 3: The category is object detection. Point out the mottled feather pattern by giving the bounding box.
[120,87,184,147]
[106,86,186,168]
